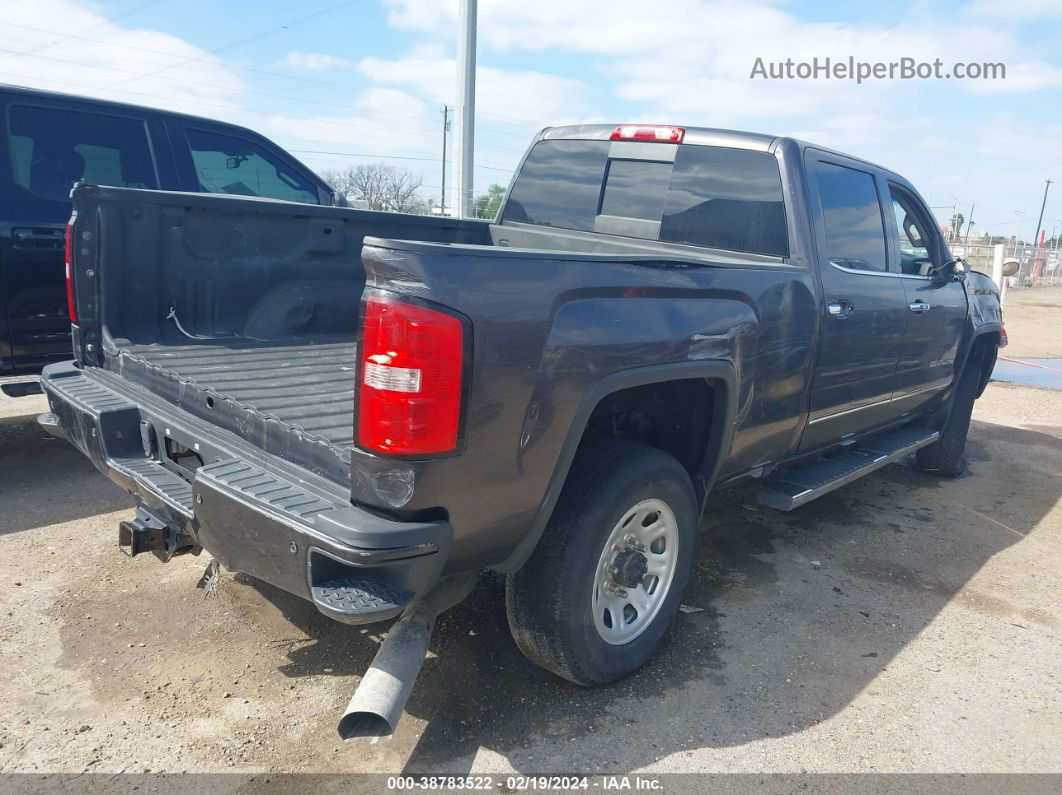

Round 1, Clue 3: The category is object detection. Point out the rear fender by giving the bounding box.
[497,360,736,572]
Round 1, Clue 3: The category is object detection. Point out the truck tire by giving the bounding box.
[914,354,983,477]
[506,438,698,686]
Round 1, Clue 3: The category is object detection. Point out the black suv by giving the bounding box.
[0,84,337,379]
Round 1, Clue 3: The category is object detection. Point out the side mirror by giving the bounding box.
[1002,258,1020,277]
[936,257,966,283]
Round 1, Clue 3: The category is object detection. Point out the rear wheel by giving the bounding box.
[914,351,987,477]
[506,438,698,685]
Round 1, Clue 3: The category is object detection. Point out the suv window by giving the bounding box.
[813,161,887,272]
[502,139,788,257]
[186,128,318,204]
[8,105,157,201]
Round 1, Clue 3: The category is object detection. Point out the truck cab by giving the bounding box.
[0,84,336,378]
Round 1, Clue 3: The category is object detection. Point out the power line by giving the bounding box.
[287,148,513,172]
[0,69,446,143]
[108,0,361,89]
[0,0,164,68]
[0,48,532,156]
[0,45,436,124]
[0,18,546,131]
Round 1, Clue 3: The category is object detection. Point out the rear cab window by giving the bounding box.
[7,104,157,202]
[502,138,789,258]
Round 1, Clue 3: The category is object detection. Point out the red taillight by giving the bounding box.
[64,214,77,323]
[610,124,685,143]
[1000,322,1008,348]
[357,296,465,455]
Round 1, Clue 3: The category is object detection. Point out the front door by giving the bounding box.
[886,184,968,415]
[800,153,907,452]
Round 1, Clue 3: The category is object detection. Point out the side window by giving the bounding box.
[888,187,935,276]
[185,128,318,204]
[814,161,888,272]
[7,105,157,201]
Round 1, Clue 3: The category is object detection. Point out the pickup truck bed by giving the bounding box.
[115,339,358,462]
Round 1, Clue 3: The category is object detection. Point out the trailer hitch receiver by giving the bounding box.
[118,507,176,560]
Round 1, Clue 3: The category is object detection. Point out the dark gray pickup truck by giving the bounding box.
[41,123,1003,738]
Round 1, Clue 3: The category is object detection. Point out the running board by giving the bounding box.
[758,426,939,511]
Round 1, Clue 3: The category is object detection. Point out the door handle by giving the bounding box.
[908,301,931,314]
[11,227,64,250]
[827,301,853,318]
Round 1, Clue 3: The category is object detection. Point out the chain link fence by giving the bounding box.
[949,240,1062,288]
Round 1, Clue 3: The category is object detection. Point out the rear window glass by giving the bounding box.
[661,146,787,256]
[601,159,671,221]
[7,104,157,202]
[502,139,608,231]
[502,139,787,257]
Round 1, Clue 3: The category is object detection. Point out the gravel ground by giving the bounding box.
[0,380,1059,777]
[1000,286,1062,359]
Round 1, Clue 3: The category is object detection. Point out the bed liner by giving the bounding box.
[107,339,357,483]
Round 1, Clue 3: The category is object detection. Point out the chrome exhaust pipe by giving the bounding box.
[337,604,435,740]
[337,574,476,741]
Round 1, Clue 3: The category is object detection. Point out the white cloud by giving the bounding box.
[0,0,244,117]
[280,51,352,71]
[357,43,591,124]
[383,0,1062,120]
[381,0,1062,234]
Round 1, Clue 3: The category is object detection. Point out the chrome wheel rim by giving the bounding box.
[592,498,679,645]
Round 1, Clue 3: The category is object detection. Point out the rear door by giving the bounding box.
[886,182,967,415]
[800,152,907,452]
[0,98,165,372]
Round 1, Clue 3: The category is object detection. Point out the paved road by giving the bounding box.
[0,384,1059,776]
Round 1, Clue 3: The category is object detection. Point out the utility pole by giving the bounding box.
[1031,178,1053,279]
[453,0,477,218]
[440,105,451,216]
[963,203,976,248]
[1012,210,1025,260]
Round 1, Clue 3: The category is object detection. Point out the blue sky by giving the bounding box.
[2,0,1060,240]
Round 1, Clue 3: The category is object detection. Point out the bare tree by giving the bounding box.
[320,163,428,213]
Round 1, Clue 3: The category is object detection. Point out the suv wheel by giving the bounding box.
[505,438,698,685]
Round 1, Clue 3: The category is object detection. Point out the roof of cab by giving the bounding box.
[0,83,268,140]
[538,122,898,177]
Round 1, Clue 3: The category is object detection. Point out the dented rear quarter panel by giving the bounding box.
[354,240,819,572]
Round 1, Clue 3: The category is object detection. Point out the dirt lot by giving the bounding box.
[1,384,1060,777]
[999,285,1062,359]
[2,295,1062,776]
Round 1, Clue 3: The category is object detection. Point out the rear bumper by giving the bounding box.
[40,361,451,625]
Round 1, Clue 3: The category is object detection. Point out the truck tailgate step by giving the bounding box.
[311,579,413,622]
[758,426,939,511]
[112,457,194,515]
